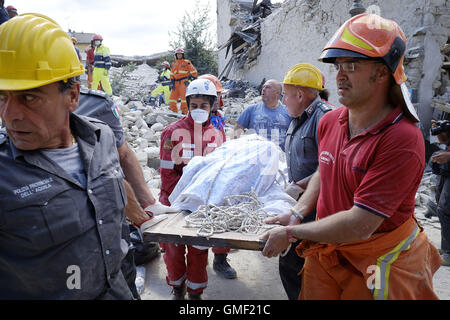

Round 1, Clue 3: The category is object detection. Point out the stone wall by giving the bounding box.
[217,0,449,135]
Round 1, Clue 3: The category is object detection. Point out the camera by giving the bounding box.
[431,120,450,136]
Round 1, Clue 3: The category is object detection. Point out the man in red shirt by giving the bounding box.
[261,14,442,300]
[159,78,225,300]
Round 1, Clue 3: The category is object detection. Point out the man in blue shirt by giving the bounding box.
[0,0,10,25]
[233,79,291,151]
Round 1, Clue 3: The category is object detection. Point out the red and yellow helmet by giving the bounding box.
[319,13,407,85]
[198,74,224,93]
[319,13,419,122]
[92,34,103,41]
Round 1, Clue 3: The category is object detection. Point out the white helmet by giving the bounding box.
[186,79,217,98]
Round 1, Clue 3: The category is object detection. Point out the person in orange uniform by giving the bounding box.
[169,48,198,114]
[159,79,224,300]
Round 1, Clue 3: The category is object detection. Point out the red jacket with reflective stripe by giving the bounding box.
[159,116,225,206]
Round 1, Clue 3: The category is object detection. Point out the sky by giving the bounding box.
[11,0,284,56]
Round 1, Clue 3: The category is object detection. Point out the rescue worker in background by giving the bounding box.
[71,36,81,61]
[149,61,172,106]
[6,5,17,18]
[261,13,442,300]
[159,79,224,300]
[85,40,95,89]
[265,63,331,300]
[197,73,237,279]
[0,0,9,24]
[430,118,450,267]
[169,48,198,114]
[0,13,132,299]
[92,34,113,95]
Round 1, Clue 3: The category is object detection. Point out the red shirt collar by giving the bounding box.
[338,105,404,137]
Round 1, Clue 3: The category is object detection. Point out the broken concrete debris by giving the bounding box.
[218,0,282,78]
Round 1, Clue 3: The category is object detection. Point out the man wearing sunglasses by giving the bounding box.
[261,14,442,300]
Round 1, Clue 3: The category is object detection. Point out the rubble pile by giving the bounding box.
[431,88,450,113]
[109,63,159,102]
[415,172,442,234]
[218,0,282,78]
[112,95,183,190]
[431,43,450,113]
[221,78,261,124]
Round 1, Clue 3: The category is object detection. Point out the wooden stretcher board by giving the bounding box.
[143,211,268,251]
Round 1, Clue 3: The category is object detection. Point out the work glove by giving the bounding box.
[284,181,304,200]
[137,213,168,234]
[144,201,180,216]
[188,75,196,81]
[184,80,190,86]
[169,79,175,91]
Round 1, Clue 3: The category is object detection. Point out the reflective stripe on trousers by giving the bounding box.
[372,225,420,300]
[167,273,186,287]
[186,279,208,291]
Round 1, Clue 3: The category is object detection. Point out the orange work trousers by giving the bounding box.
[169,81,188,114]
[296,217,442,300]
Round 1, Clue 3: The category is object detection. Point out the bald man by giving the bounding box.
[233,79,291,151]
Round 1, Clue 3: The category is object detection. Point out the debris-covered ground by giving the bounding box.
[102,63,450,299]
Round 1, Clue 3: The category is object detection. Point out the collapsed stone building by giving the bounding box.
[217,0,450,156]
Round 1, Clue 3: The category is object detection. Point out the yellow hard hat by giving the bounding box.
[0,13,85,91]
[282,63,324,91]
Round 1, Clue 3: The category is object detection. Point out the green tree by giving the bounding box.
[169,0,218,76]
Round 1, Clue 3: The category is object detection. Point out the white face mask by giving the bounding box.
[94,40,101,47]
[190,109,209,124]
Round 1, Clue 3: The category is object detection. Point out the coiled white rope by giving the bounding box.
[184,189,276,237]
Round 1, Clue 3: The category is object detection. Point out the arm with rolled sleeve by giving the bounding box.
[233,106,253,138]
[159,127,183,206]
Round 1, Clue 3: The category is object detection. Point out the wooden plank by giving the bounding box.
[233,42,249,54]
[143,212,268,251]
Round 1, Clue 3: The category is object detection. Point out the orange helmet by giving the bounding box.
[319,14,419,122]
[319,13,407,85]
[198,74,224,93]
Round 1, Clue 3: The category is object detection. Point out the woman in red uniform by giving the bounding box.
[159,78,224,300]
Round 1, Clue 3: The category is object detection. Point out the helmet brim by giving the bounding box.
[318,48,370,63]
[394,83,420,122]
[0,69,85,91]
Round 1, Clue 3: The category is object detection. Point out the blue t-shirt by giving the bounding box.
[237,102,292,151]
